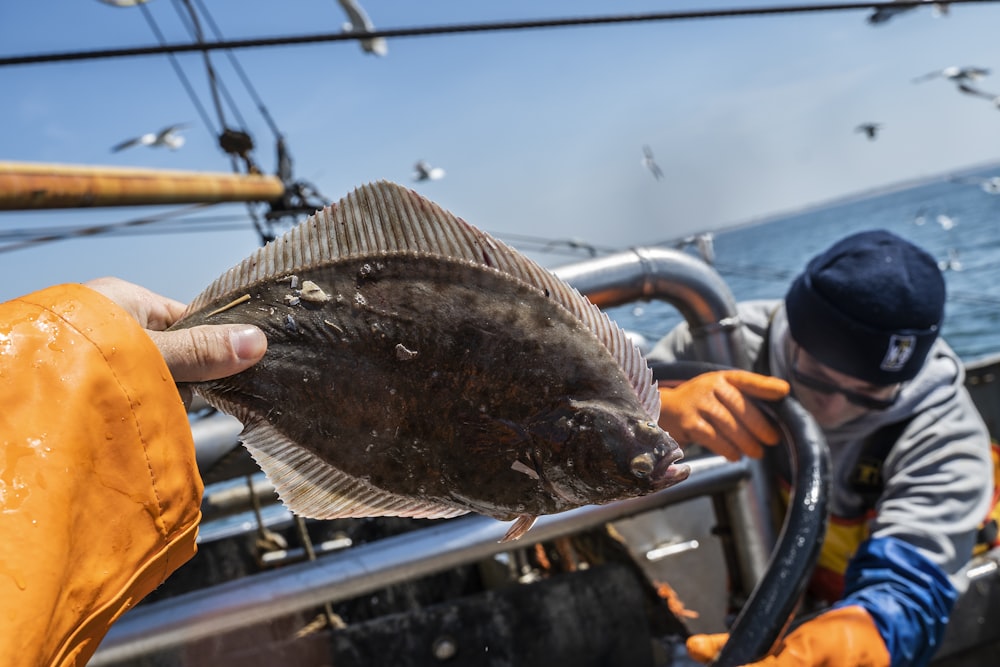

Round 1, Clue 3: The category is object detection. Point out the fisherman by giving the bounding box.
[652,229,995,667]
[0,277,267,666]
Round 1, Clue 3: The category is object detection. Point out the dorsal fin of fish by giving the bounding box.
[186,181,660,419]
[240,421,470,521]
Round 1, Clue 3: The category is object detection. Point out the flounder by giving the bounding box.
[173,181,689,540]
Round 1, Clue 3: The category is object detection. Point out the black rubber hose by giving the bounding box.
[651,361,831,665]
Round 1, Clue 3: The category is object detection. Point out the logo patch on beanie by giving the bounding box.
[881,335,916,372]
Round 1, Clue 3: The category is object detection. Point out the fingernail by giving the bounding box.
[230,326,267,361]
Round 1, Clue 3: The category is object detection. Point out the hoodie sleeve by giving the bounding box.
[0,284,203,667]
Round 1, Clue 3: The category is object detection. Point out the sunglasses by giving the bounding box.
[791,351,900,411]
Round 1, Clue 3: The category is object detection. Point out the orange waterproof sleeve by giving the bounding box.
[0,284,204,666]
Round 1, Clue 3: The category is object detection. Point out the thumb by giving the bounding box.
[686,633,730,664]
[149,324,267,383]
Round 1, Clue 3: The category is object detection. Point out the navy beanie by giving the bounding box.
[785,230,945,385]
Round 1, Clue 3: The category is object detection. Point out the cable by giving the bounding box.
[136,1,217,137]
[171,0,249,133]
[191,0,283,140]
[0,203,218,254]
[4,1,997,67]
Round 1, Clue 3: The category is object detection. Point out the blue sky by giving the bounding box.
[2,1,1000,304]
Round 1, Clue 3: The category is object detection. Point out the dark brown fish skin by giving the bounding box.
[176,253,686,521]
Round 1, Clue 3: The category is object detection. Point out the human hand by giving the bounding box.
[685,606,889,666]
[657,370,790,461]
[85,277,267,383]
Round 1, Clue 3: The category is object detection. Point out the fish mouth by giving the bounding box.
[649,444,690,488]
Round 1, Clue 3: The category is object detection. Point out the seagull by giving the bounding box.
[642,145,664,180]
[868,0,948,24]
[980,177,1000,194]
[936,214,957,231]
[952,175,1000,194]
[413,160,445,182]
[855,123,881,140]
[111,123,189,152]
[867,1,919,25]
[938,248,963,272]
[913,66,991,84]
[336,0,387,56]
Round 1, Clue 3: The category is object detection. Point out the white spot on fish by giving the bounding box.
[511,460,540,480]
[395,343,418,360]
[300,280,331,304]
[354,292,367,307]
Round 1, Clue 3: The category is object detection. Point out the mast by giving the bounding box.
[0,161,285,210]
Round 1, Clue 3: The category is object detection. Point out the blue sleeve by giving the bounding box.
[833,536,958,667]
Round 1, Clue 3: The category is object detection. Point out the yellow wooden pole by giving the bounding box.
[0,161,286,210]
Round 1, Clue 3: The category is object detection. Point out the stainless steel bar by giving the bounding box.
[91,455,747,664]
[552,247,750,369]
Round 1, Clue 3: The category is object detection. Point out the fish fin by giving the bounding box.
[183,181,659,421]
[240,420,469,521]
[500,514,538,542]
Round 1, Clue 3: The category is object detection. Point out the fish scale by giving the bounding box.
[172,181,689,541]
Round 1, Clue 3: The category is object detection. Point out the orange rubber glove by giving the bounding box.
[657,370,790,461]
[686,605,891,667]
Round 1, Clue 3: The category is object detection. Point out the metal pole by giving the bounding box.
[91,456,747,664]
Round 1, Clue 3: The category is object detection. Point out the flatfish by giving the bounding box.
[173,181,689,540]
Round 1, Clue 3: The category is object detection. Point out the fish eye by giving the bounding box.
[630,452,655,478]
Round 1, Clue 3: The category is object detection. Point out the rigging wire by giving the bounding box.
[170,0,247,137]
[1,1,997,67]
[136,1,217,137]
[0,203,219,255]
[0,213,252,242]
[167,0,274,241]
[190,0,283,140]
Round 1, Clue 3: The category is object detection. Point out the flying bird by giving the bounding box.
[952,175,1000,194]
[868,0,948,24]
[111,123,189,152]
[413,160,446,182]
[642,145,664,180]
[867,1,919,25]
[938,248,963,272]
[336,0,387,56]
[936,214,957,231]
[913,65,990,84]
[855,123,882,140]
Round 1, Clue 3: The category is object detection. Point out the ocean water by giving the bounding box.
[602,163,1000,364]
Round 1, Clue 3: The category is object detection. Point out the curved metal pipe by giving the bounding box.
[553,247,751,369]
[91,455,747,665]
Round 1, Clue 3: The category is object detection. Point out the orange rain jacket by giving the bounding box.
[0,284,203,666]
